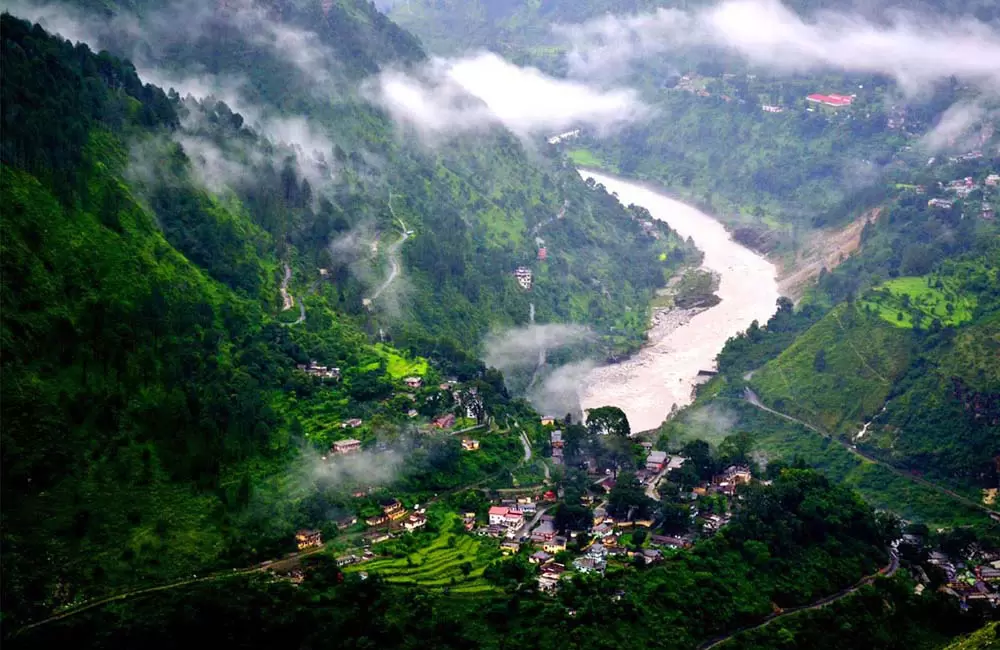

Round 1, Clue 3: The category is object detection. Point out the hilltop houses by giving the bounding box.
[928,198,955,210]
[296,360,341,380]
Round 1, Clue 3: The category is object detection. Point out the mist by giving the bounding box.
[365,52,649,140]
[528,360,596,422]
[556,0,1000,95]
[482,323,592,373]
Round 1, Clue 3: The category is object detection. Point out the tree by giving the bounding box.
[607,472,654,519]
[586,406,631,438]
[718,431,756,466]
[659,502,690,534]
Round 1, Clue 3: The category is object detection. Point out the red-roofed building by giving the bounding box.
[806,93,853,107]
[537,247,548,261]
[488,506,510,525]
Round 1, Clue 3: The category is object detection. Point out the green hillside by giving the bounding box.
[749,303,913,435]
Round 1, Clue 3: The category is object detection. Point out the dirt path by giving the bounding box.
[368,193,411,304]
[279,263,306,326]
[744,388,996,518]
[697,551,899,650]
[279,263,294,311]
[13,546,327,637]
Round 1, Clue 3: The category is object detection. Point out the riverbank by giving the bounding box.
[578,170,780,433]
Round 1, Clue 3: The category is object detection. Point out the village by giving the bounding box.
[275,412,767,595]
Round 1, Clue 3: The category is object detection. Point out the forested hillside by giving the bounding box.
[38,0,695,357]
[0,4,696,625]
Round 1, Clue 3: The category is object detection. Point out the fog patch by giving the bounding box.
[686,404,738,441]
[556,0,1000,95]
[483,323,592,372]
[364,52,649,141]
[528,360,596,422]
[920,100,999,153]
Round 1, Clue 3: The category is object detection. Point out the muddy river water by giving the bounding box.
[579,170,781,432]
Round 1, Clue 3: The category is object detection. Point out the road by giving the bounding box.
[368,193,411,304]
[645,465,670,501]
[698,550,899,650]
[514,504,554,539]
[744,388,996,518]
[13,545,328,637]
[279,263,306,326]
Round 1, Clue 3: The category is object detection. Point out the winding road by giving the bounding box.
[697,551,899,650]
[368,193,411,304]
[743,388,997,518]
[279,263,306,326]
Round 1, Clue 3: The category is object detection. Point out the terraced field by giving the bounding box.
[345,518,501,593]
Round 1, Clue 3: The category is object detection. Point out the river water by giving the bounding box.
[579,171,780,433]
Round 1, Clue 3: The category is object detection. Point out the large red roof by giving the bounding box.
[806,93,853,107]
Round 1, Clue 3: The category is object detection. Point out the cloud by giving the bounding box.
[920,100,999,153]
[365,52,649,139]
[307,447,405,490]
[527,360,595,422]
[557,0,1000,94]
[482,323,592,373]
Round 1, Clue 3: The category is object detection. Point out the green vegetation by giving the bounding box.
[863,276,978,329]
[567,147,614,171]
[749,302,913,435]
[345,515,499,592]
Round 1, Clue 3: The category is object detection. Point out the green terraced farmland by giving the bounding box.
[862,275,977,329]
[345,516,501,592]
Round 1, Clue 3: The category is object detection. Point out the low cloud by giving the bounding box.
[482,323,592,373]
[557,0,1000,94]
[920,100,999,153]
[365,52,649,139]
[528,360,595,422]
[686,404,738,440]
[307,447,405,490]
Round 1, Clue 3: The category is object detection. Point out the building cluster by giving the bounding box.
[296,360,341,380]
[920,545,1000,610]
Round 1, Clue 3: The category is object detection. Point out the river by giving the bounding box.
[578,170,780,433]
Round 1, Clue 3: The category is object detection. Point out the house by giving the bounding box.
[530,551,554,565]
[363,531,392,545]
[295,529,323,550]
[501,540,521,555]
[646,450,668,472]
[461,439,481,451]
[331,438,362,455]
[381,499,406,519]
[531,520,557,543]
[403,376,422,389]
[591,522,615,539]
[543,536,568,553]
[573,556,604,574]
[403,513,427,532]
[504,510,524,529]
[365,513,389,527]
[488,506,511,526]
[546,129,581,145]
[721,465,753,485]
[336,554,359,567]
[297,360,341,380]
[540,416,556,426]
[985,174,1000,187]
[514,266,533,290]
[551,447,564,465]
[928,198,954,209]
[550,430,564,448]
[806,93,854,107]
[432,414,456,429]
[537,247,548,261]
[407,409,418,418]
[650,535,687,549]
[761,104,784,113]
[537,564,566,591]
[335,515,358,530]
[587,542,608,561]
[341,418,363,429]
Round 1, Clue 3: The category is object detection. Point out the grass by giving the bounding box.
[344,514,501,591]
[861,275,977,329]
[750,303,912,435]
[375,344,428,380]
[568,148,617,172]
